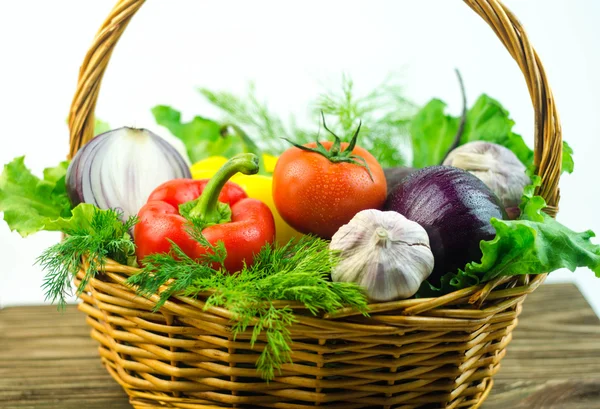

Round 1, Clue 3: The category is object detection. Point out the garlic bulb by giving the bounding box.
[443,141,530,209]
[330,209,434,302]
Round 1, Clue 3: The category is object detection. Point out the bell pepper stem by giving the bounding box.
[188,153,260,224]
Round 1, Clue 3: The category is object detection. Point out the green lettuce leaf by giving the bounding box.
[562,141,574,174]
[152,105,247,163]
[460,95,534,166]
[43,202,97,232]
[410,94,575,174]
[465,177,600,281]
[93,118,111,136]
[410,94,533,167]
[44,203,137,258]
[0,157,72,237]
[38,204,138,307]
[410,99,460,168]
[418,177,600,296]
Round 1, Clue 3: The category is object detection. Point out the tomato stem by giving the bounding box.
[281,112,373,181]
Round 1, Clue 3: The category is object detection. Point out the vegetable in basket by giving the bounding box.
[384,165,506,285]
[410,92,575,175]
[187,76,416,168]
[135,153,275,272]
[0,157,72,237]
[1,94,599,384]
[190,154,303,245]
[330,209,434,302]
[443,141,530,217]
[38,204,138,307]
[127,233,368,380]
[425,176,600,296]
[273,114,387,239]
[66,127,191,222]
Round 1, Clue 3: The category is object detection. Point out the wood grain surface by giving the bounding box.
[1,283,598,409]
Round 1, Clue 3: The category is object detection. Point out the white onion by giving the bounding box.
[66,127,191,221]
[443,141,530,209]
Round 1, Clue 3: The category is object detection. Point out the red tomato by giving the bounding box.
[272,141,387,239]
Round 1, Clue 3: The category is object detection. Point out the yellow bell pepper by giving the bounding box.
[190,154,304,245]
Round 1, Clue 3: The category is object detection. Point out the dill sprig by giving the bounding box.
[313,74,417,167]
[126,232,227,310]
[198,75,416,167]
[37,206,137,309]
[127,233,368,380]
[199,83,295,154]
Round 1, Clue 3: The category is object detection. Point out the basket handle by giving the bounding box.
[67,0,562,213]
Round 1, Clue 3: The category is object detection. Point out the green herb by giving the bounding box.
[127,233,368,380]
[37,204,137,309]
[418,177,600,296]
[410,94,574,173]
[313,74,415,167]
[0,156,71,237]
[410,99,461,168]
[199,82,294,155]
[151,105,230,163]
[155,75,414,168]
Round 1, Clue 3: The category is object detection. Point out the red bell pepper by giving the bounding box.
[134,153,276,272]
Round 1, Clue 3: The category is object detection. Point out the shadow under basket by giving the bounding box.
[67,0,563,408]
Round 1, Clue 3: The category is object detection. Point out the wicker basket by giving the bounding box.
[67,1,563,408]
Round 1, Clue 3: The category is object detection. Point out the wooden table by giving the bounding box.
[1,283,599,409]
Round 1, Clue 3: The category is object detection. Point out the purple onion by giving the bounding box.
[384,166,506,284]
[66,127,191,221]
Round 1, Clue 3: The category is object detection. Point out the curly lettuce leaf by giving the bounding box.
[418,177,600,296]
[43,202,97,233]
[0,157,72,237]
[562,141,574,174]
[465,178,599,281]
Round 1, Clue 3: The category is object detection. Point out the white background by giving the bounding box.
[0,1,598,314]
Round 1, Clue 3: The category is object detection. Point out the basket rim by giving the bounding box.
[81,256,547,319]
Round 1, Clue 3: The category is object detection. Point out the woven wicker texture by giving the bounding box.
[75,260,546,409]
[67,1,561,408]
